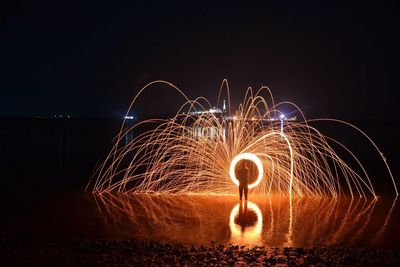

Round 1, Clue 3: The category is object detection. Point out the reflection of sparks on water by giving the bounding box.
[87,80,398,198]
[91,194,398,247]
[284,196,293,247]
[229,201,263,245]
[373,196,398,243]
[91,193,230,243]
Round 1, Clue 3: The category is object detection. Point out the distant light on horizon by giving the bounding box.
[124,116,136,120]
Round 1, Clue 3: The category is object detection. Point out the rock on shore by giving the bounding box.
[1,236,400,266]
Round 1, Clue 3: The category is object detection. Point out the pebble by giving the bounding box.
[1,235,399,266]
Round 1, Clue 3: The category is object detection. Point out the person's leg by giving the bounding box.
[239,185,243,200]
[244,186,248,200]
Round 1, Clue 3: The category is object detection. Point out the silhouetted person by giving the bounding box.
[237,161,249,200]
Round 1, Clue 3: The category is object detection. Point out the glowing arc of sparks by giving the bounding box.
[86,80,398,198]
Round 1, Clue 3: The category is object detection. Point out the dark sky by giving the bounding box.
[1,1,399,119]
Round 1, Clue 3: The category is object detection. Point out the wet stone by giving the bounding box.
[1,236,400,266]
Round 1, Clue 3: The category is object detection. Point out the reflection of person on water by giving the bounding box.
[237,200,248,231]
[236,161,249,200]
[235,200,257,232]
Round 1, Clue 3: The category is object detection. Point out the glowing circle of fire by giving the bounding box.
[229,153,264,189]
[86,80,398,198]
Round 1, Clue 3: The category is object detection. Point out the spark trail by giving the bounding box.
[87,80,398,198]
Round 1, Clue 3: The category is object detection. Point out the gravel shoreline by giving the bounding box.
[1,236,400,266]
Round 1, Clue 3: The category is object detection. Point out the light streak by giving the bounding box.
[86,80,398,198]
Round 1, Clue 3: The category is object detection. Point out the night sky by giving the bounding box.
[1,1,399,119]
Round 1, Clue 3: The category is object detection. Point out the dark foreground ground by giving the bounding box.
[1,236,400,266]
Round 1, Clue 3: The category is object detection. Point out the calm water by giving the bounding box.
[26,193,400,248]
[1,118,400,248]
